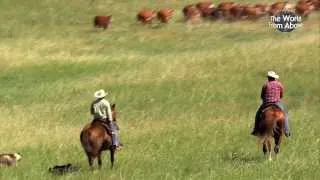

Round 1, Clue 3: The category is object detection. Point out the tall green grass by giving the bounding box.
[0,0,319,179]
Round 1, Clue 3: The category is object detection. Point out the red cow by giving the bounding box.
[299,0,320,10]
[242,5,265,20]
[296,3,315,18]
[93,16,112,30]
[217,2,236,19]
[157,8,174,23]
[230,4,246,19]
[254,4,270,15]
[269,1,295,16]
[196,1,215,18]
[310,0,320,10]
[137,9,156,24]
[183,4,194,17]
[183,5,201,22]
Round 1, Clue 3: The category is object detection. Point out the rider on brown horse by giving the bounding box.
[251,71,291,137]
[90,89,122,150]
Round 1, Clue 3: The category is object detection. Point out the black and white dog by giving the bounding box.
[48,163,80,175]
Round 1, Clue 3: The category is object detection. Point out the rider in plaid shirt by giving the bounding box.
[251,71,290,137]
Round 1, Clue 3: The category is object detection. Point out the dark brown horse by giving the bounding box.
[256,104,285,161]
[80,104,117,169]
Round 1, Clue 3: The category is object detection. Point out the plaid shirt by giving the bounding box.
[261,80,284,104]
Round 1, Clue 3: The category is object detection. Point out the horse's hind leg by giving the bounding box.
[267,139,272,161]
[86,152,96,170]
[87,155,94,168]
[98,153,102,168]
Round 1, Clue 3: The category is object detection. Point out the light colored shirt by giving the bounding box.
[91,98,113,121]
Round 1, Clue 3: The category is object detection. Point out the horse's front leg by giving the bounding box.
[263,143,268,155]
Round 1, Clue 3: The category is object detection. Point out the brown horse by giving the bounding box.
[80,104,117,169]
[256,104,285,161]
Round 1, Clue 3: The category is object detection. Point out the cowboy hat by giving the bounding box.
[94,89,107,99]
[267,71,279,79]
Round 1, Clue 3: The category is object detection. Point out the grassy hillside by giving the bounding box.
[0,0,319,179]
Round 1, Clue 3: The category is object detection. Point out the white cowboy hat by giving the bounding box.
[94,89,107,99]
[267,71,279,79]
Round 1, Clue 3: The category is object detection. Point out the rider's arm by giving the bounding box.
[104,100,113,121]
[280,83,284,99]
[90,103,94,115]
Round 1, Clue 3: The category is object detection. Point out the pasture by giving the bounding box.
[0,0,319,179]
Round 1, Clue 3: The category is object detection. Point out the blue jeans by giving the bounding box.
[254,102,290,133]
[110,121,120,146]
[275,102,290,133]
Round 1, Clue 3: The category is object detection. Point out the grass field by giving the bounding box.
[0,0,319,179]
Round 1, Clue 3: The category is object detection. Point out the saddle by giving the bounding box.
[261,103,282,113]
[91,119,112,136]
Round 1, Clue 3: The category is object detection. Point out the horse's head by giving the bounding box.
[111,103,117,121]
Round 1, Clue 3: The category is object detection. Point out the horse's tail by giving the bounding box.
[110,145,116,169]
[258,117,278,142]
[258,134,272,145]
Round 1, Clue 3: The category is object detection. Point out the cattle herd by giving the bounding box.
[93,0,319,29]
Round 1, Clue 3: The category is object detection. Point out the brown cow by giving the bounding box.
[310,0,320,10]
[217,2,236,20]
[137,9,156,24]
[93,16,112,30]
[255,4,271,15]
[183,4,194,17]
[230,4,246,19]
[299,0,320,10]
[157,8,174,23]
[298,0,312,4]
[196,1,215,18]
[243,6,264,20]
[296,3,315,18]
[270,1,288,9]
[269,1,287,15]
[269,1,295,16]
[183,5,201,22]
